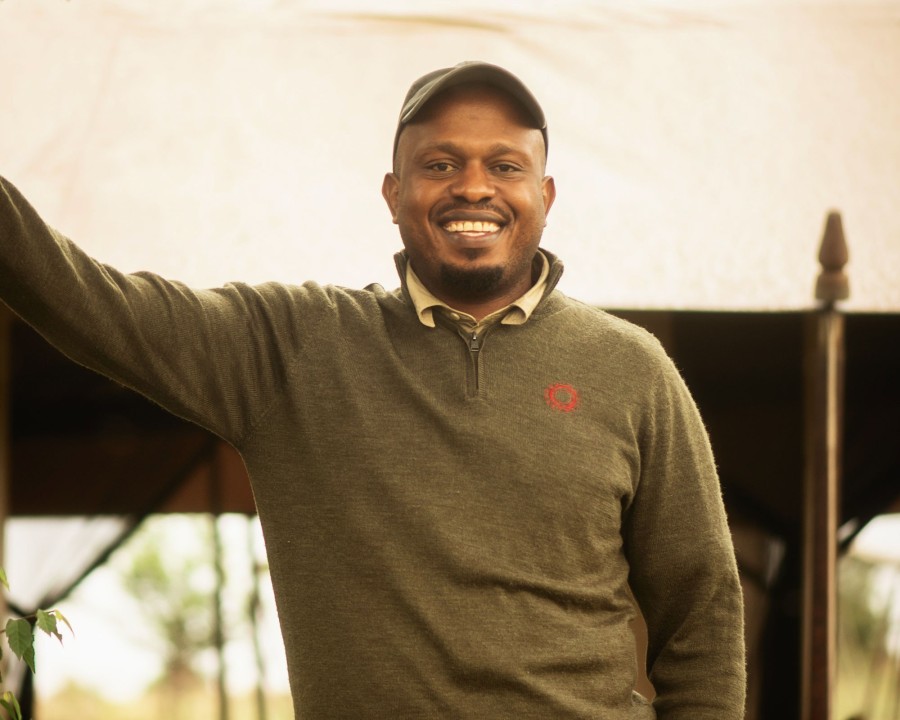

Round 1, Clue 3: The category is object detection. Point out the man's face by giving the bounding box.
[382,84,555,314]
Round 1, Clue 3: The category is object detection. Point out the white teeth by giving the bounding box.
[444,220,500,234]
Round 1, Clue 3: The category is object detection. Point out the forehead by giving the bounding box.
[395,84,545,163]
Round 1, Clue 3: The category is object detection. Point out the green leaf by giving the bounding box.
[0,690,22,720]
[53,609,75,637]
[5,619,35,673]
[36,610,62,643]
[0,567,8,591]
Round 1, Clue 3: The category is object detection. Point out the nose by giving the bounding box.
[449,162,495,203]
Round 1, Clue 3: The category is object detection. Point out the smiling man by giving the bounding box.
[0,62,746,718]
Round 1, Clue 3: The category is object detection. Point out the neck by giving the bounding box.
[399,251,552,324]
[436,281,531,322]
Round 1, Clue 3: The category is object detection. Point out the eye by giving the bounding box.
[427,161,456,173]
[493,163,521,174]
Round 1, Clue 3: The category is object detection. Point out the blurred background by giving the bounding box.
[1,1,898,718]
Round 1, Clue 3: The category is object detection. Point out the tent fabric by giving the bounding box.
[4,517,130,612]
[1,0,898,310]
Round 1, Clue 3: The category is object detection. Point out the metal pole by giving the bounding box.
[802,211,849,720]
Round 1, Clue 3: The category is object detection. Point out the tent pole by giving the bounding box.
[247,516,268,720]
[210,447,230,720]
[802,211,848,720]
[0,309,11,689]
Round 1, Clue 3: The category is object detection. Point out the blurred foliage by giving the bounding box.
[836,553,900,720]
[839,555,886,656]
[120,519,215,694]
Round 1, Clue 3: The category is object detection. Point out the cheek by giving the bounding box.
[398,188,439,225]
[514,188,549,224]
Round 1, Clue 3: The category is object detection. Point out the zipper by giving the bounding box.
[463,328,485,398]
[438,315,494,399]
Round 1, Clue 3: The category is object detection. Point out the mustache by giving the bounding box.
[433,201,511,223]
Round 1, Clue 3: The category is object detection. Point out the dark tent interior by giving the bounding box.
[4,306,900,719]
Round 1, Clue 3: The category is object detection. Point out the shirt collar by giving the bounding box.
[406,251,550,329]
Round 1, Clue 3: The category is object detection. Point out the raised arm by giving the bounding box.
[0,176,299,446]
[624,357,747,719]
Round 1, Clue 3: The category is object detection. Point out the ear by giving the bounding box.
[541,175,557,218]
[382,172,400,224]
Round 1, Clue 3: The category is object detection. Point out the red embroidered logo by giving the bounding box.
[544,383,579,413]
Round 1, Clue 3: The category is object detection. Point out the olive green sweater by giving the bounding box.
[1,178,745,719]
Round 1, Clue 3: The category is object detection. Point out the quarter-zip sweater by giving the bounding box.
[1,177,746,719]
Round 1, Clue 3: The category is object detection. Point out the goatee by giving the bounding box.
[439,263,504,299]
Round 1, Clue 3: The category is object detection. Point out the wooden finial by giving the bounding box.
[815,211,850,304]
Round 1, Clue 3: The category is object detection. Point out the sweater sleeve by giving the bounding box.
[623,352,747,719]
[0,176,299,446]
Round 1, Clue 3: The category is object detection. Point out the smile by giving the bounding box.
[442,220,501,235]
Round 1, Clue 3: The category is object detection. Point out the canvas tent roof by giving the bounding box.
[1,0,898,310]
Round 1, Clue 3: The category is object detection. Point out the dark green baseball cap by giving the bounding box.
[393,60,548,161]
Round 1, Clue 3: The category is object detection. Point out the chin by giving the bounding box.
[439,262,505,298]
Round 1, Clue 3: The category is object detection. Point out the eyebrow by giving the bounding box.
[417,142,533,164]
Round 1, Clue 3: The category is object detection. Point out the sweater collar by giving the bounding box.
[393,249,565,327]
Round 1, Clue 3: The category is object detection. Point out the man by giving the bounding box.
[0,61,746,718]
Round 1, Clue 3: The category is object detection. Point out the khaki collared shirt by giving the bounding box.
[406,251,550,333]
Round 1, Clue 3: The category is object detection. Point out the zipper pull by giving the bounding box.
[468,331,481,353]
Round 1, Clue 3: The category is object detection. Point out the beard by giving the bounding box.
[438,262,505,299]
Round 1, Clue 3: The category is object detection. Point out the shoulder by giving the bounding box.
[536,291,672,373]
[206,280,410,336]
